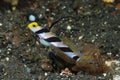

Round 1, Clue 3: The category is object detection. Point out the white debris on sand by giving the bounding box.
[113,75,120,80]
[105,60,120,80]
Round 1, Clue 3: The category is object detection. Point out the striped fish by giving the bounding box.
[27,13,80,61]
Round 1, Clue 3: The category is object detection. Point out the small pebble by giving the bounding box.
[45,72,48,76]
[107,52,112,55]
[78,36,83,40]
[118,25,120,28]
[24,64,27,67]
[36,41,40,45]
[81,23,84,26]
[46,8,50,11]
[12,6,16,11]
[8,48,11,51]
[67,25,72,30]
[51,12,56,16]
[6,57,9,61]
[61,6,66,9]
[27,44,30,47]
[26,67,31,73]
[39,14,42,18]
[116,54,119,57]
[91,39,95,43]
[7,51,10,54]
[104,21,107,25]
[0,49,2,53]
[0,23,3,26]
[96,34,99,37]
[4,72,7,76]
[103,73,107,76]
[42,6,45,9]
[29,15,36,21]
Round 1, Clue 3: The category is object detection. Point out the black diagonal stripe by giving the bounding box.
[35,28,49,34]
[44,37,61,42]
[58,47,73,52]
[73,56,79,61]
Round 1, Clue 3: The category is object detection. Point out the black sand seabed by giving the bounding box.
[0,0,120,80]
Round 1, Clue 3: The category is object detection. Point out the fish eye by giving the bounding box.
[28,22,38,28]
[32,24,36,27]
